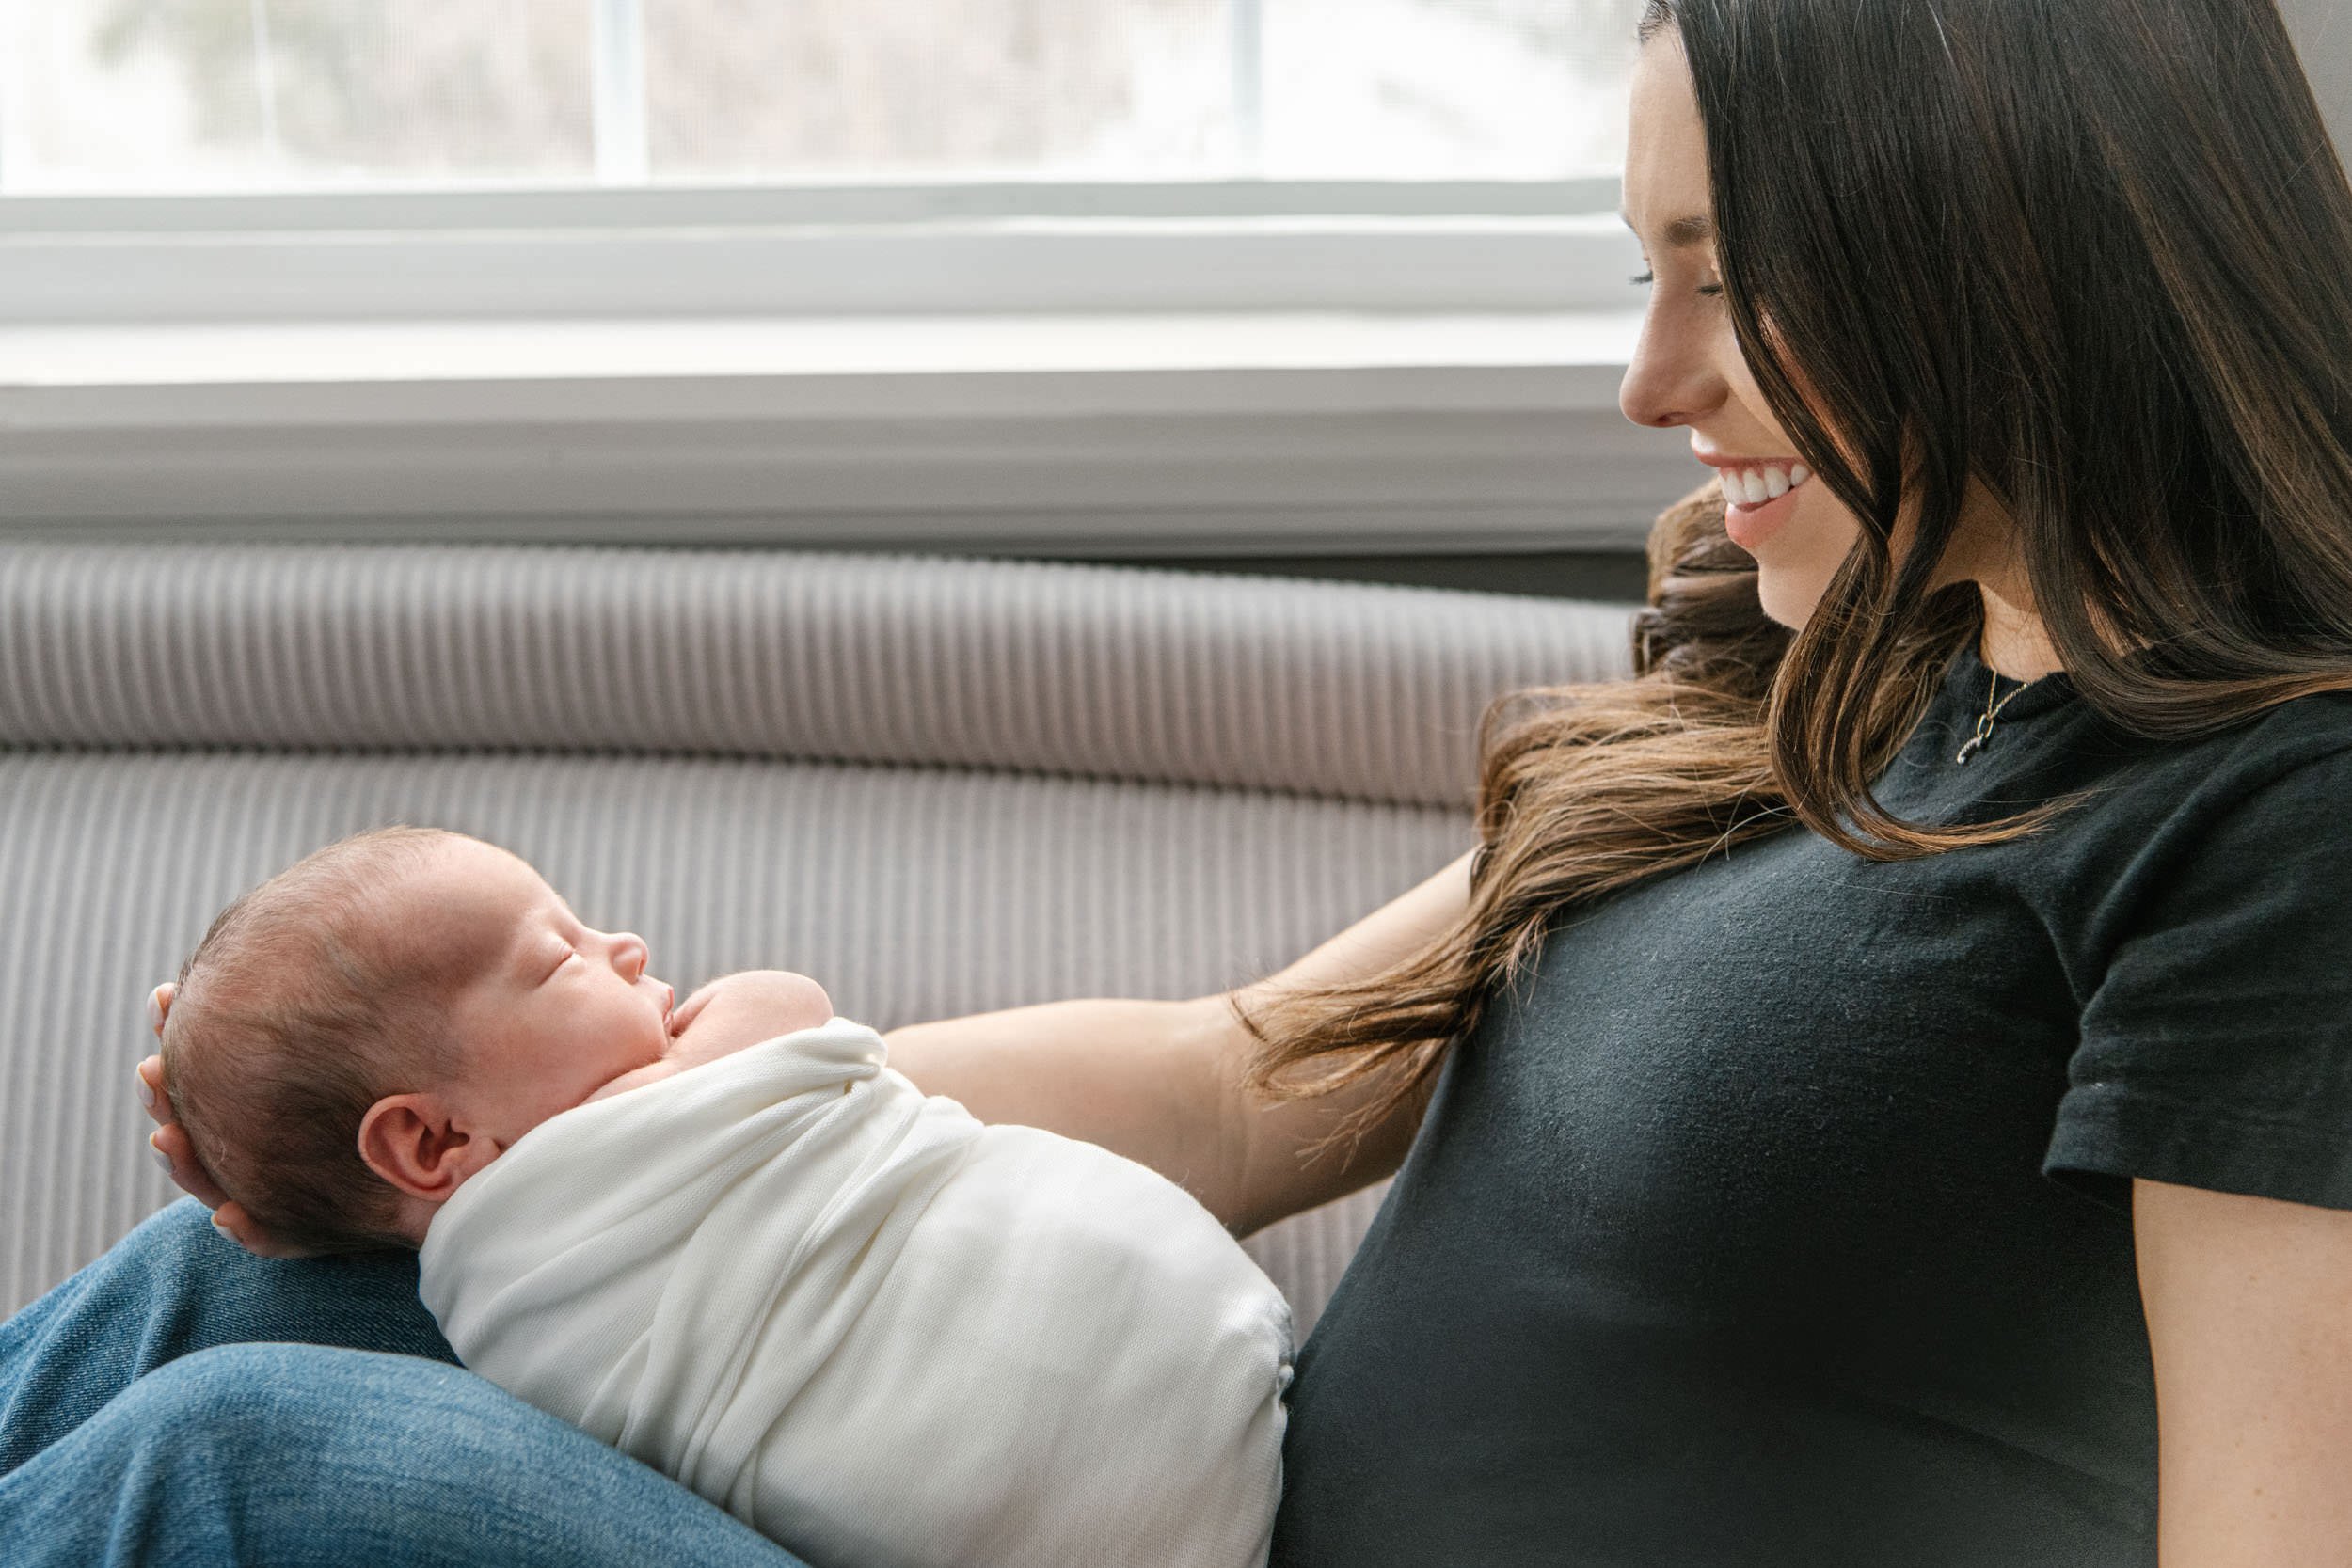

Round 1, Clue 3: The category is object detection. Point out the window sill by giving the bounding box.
[0,309,1698,553]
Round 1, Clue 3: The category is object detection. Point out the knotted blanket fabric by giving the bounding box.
[418,1017,1295,1568]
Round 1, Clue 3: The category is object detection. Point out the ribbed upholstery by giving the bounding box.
[0,544,1639,1333]
[0,544,1634,808]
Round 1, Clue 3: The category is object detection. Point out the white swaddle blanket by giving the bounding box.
[416,1017,1294,1568]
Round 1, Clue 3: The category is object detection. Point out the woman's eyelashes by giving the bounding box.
[1629,270,1724,298]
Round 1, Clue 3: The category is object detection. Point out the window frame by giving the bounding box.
[0,178,1693,555]
[0,178,1634,320]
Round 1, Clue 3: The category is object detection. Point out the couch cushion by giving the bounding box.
[0,545,1639,1329]
[0,543,1635,808]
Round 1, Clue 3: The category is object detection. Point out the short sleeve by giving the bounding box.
[2045,742,2352,1213]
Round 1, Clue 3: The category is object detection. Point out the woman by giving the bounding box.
[10,0,2352,1561]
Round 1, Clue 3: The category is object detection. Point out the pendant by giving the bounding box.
[1955,714,1995,765]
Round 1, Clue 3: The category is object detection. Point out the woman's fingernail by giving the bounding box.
[148,1136,172,1175]
[135,1072,156,1110]
[147,988,167,1034]
[210,1212,233,1238]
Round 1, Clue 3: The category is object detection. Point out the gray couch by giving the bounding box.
[0,541,1637,1329]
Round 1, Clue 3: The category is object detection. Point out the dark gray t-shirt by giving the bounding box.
[1272,641,2352,1568]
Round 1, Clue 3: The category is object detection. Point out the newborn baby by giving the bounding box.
[159,824,1293,1568]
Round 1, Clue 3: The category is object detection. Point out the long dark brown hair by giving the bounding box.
[1238,0,2352,1153]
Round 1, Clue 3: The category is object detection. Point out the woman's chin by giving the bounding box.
[1755,574,1815,632]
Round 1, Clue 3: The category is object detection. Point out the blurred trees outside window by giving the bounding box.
[0,0,1638,192]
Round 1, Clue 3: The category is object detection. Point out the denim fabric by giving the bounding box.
[0,1199,808,1567]
[0,1199,458,1476]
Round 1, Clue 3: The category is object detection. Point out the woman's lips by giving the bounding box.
[1722,477,1801,551]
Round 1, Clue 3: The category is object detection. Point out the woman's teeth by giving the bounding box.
[1724,462,1812,506]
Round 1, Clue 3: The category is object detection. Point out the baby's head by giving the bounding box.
[161,826,679,1254]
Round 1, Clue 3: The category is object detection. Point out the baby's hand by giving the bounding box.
[582,970,830,1105]
[665,970,833,1069]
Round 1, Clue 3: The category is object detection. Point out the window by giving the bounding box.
[0,3,1677,554]
[0,0,1636,192]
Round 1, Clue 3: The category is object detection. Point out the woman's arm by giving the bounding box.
[139,849,1474,1251]
[886,847,1474,1237]
[2135,1176,2352,1566]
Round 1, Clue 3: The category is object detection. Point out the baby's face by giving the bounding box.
[409,837,678,1145]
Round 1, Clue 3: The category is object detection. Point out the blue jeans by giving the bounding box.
[0,1198,808,1567]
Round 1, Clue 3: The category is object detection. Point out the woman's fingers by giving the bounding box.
[139,1006,229,1201]
[142,1113,231,1210]
[139,987,318,1259]
[135,1053,172,1129]
[138,1084,316,1257]
[208,1199,312,1259]
[141,985,230,1208]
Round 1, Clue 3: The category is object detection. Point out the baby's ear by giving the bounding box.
[357,1092,494,1202]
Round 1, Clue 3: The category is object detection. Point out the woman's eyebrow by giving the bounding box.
[1618,210,1716,249]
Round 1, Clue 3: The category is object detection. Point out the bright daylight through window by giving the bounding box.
[0,0,1635,190]
[0,2,1669,558]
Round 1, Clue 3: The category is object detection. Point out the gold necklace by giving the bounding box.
[1954,667,2033,765]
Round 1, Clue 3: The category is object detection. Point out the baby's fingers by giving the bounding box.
[669,978,724,1037]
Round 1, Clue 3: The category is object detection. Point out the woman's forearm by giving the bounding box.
[885,849,1475,1238]
[883,995,1249,1225]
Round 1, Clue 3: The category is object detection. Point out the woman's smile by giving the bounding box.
[1694,449,1815,550]
[1718,472,1803,549]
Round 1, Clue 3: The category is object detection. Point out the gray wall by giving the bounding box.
[2281,0,2350,158]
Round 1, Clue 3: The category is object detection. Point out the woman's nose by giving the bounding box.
[1618,309,1723,432]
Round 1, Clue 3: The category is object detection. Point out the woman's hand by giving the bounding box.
[134,981,316,1259]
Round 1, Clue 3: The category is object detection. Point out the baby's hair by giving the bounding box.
[161,823,489,1255]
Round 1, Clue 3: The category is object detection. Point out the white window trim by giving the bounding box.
[0,181,1701,553]
[0,179,1635,318]
[0,177,1622,227]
